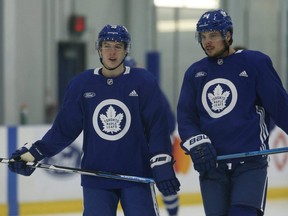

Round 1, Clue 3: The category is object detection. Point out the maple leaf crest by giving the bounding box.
[207,84,230,112]
[99,105,124,134]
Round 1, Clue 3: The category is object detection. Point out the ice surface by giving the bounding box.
[35,198,288,216]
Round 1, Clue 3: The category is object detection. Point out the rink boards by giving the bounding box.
[0,125,288,215]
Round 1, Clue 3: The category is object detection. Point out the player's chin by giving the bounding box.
[206,52,216,58]
[206,51,222,58]
[204,49,214,56]
[105,61,119,69]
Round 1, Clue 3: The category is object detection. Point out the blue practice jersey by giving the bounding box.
[177,50,288,156]
[163,93,176,135]
[35,66,172,189]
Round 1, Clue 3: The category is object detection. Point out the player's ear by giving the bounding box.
[225,31,231,41]
[98,49,103,58]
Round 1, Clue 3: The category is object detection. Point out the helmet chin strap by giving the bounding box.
[98,50,128,71]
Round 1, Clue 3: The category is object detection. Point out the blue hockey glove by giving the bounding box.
[8,143,45,176]
[181,134,217,173]
[150,154,180,196]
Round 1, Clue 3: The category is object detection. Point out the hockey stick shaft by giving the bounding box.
[0,158,155,184]
[2,147,286,182]
[217,147,288,161]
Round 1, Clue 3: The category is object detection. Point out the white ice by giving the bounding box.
[35,198,288,216]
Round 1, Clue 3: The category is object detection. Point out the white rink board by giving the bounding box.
[17,126,83,202]
[3,125,288,204]
[268,127,288,187]
[174,170,200,193]
[0,127,8,204]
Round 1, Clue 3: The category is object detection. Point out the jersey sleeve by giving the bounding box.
[177,67,202,141]
[35,77,84,158]
[139,73,173,156]
[255,54,288,133]
[162,93,176,135]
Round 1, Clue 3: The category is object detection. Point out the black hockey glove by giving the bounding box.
[8,142,45,176]
[181,134,217,173]
[150,154,180,196]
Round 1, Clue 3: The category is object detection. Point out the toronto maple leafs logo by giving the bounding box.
[202,78,237,118]
[208,84,230,112]
[93,99,131,141]
[100,106,123,134]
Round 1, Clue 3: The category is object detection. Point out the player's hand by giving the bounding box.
[181,134,217,173]
[150,154,180,196]
[8,143,44,176]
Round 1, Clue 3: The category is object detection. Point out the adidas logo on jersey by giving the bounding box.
[129,90,138,96]
[239,70,248,77]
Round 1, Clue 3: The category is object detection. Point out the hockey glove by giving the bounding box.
[8,143,45,176]
[150,154,180,196]
[181,134,217,173]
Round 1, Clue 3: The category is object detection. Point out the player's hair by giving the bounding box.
[96,24,131,53]
[196,9,233,45]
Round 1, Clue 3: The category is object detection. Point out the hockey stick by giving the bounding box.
[0,158,155,184]
[217,147,288,161]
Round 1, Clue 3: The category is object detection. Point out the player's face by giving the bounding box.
[200,31,229,58]
[100,41,127,67]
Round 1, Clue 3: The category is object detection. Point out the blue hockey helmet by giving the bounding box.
[96,24,131,52]
[196,9,233,43]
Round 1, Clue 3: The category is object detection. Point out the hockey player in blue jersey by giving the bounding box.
[177,9,288,216]
[8,24,180,216]
[124,56,180,216]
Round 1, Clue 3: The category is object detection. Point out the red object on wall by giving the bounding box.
[69,15,86,35]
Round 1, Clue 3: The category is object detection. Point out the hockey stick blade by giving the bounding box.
[217,147,288,161]
[0,158,155,184]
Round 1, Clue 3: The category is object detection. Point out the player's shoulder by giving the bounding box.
[68,69,95,88]
[126,66,158,83]
[73,69,95,80]
[184,57,209,78]
[235,49,271,62]
[127,66,151,76]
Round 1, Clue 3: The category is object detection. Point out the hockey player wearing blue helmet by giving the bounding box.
[177,9,288,215]
[8,24,180,216]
